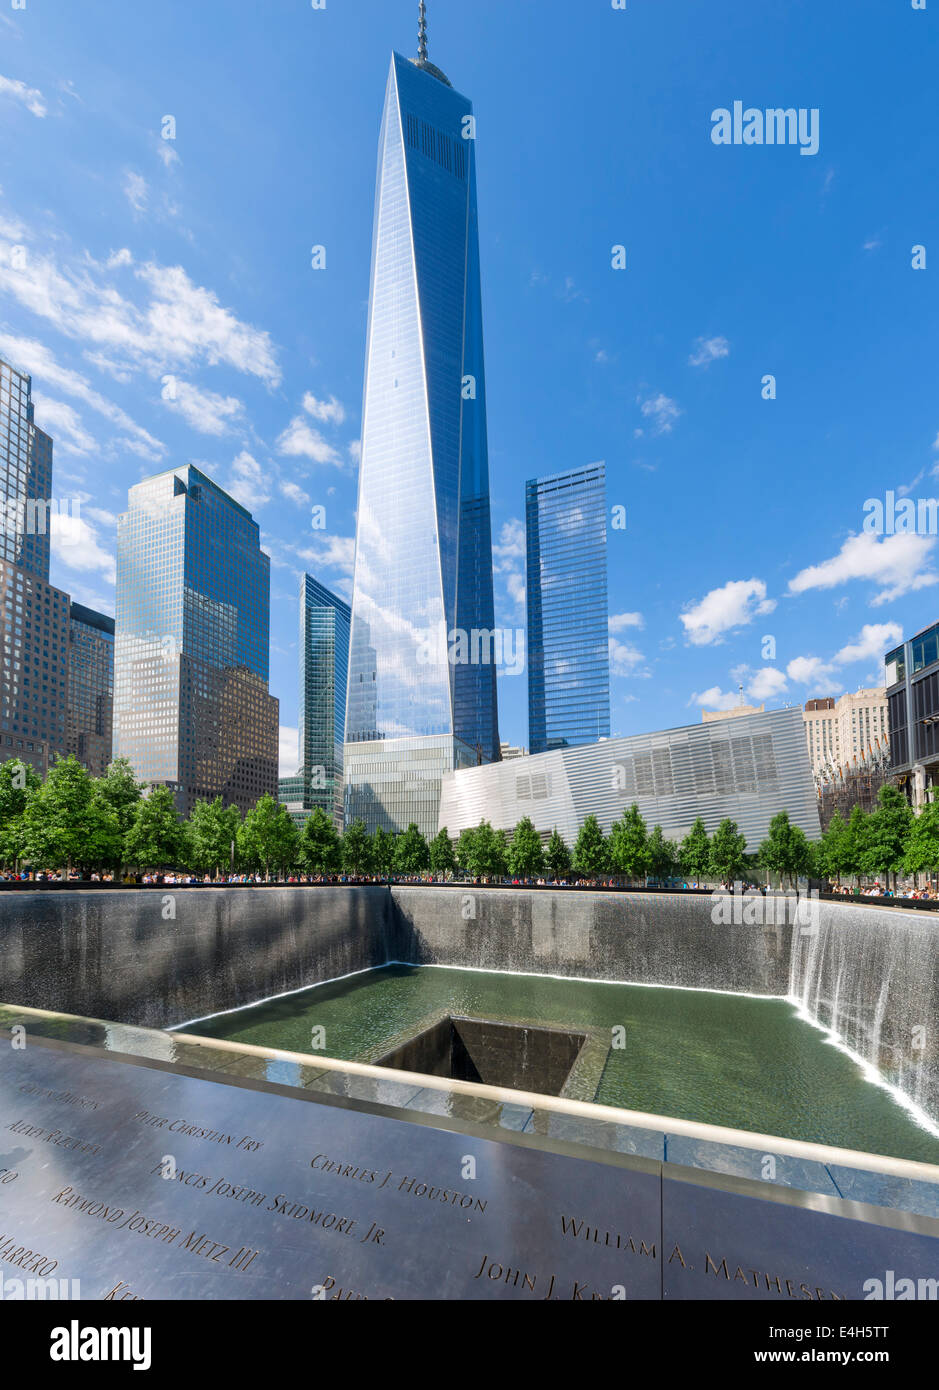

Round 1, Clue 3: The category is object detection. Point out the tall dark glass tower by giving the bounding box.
[526,463,611,754]
[114,465,279,816]
[280,574,350,831]
[344,6,499,835]
[0,355,70,775]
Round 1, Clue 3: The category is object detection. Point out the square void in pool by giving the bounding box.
[375,1015,591,1097]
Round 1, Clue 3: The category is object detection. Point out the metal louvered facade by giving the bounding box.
[438,706,821,848]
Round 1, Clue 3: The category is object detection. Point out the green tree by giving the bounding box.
[646,825,678,882]
[678,817,711,882]
[758,810,813,887]
[340,818,372,876]
[844,804,869,888]
[299,808,341,876]
[371,824,396,878]
[21,756,118,875]
[708,818,748,883]
[0,757,41,868]
[573,815,608,880]
[545,828,571,881]
[860,784,913,889]
[123,785,185,873]
[470,820,508,879]
[92,757,145,872]
[816,810,853,886]
[507,816,544,879]
[608,804,648,883]
[428,828,456,878]
[239,795,299,879]
[902,801,939,879]
[455,826,477,878]
[394,822,430,876]
[187,797,241,877]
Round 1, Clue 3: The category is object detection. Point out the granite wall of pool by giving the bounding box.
[0,885,790,1029]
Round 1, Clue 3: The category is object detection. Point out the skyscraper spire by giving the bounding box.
[418,0,428,64]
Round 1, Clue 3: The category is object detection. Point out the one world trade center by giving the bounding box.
[344,4,500,835]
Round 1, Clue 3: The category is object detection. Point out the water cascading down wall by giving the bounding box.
[789,903,939,1124]
[0,886,936,1125]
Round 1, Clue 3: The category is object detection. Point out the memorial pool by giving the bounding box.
[183,964,939,1165]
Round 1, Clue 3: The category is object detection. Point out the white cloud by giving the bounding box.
[164,380,244,436]
[609,612,644,632]
[302,392,346,426]
[640,393,682,435]
[0,332,165,460]
[746,666,789,701]
[50,512,115,585]
[297,535,356,576]
[123,172,148,214]
[157,142,180,169]
[680,578,775,646]
[276,416,343,467]
[106,248,133,269]
[788,532,938,606]
[834,622,903,666]
[609,637,647,677]
[688,336,730,368]
[0,236,281,387]
[280,479,310,507]
[689,687,741,711]
[0,75,46,118]
[786,655,840,689]
[279,726,299,779]
[225,450,270,513]
[30,394,97,456]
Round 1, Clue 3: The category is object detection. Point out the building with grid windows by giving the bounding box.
[0,357,70,776]
[66,603,114,778]
[343,22,500,836]
[886,624,939,806]
[279,574,350,830]
[526,462,610,755]
[113,465,278,816]
[440,706,820,848]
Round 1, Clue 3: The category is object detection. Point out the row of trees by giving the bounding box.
[0,754,928,886]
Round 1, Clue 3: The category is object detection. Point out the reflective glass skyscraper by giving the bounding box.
[344,15,499,835]
[114,465,278,816]
[281,574,350,831]
[0,356,70,775]
[526,462,611,754]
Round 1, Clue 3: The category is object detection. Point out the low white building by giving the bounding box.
[439,706,820,847]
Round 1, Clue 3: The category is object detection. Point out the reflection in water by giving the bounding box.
[185,964,939,1166]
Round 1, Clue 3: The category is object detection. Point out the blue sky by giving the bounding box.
[1,0,937,773]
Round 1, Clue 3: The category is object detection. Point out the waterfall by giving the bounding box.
[788,905,939,1127]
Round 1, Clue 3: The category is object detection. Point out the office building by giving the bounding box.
[281,574,350,830]
[66,602,114,777]
[886,624,939,805]
[526,463,610,754]
[344,13,500,835]
[113,465,278,816]
[0,356,70,775]
[440,706,820,848]
[803,690,889,779]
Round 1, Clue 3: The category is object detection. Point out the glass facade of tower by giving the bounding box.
[0,357,70,775]
[526,463,611,754]
[66,602,114,777]
[282,574,350,830]
[345,51,499,836]
[114,465,278,816]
